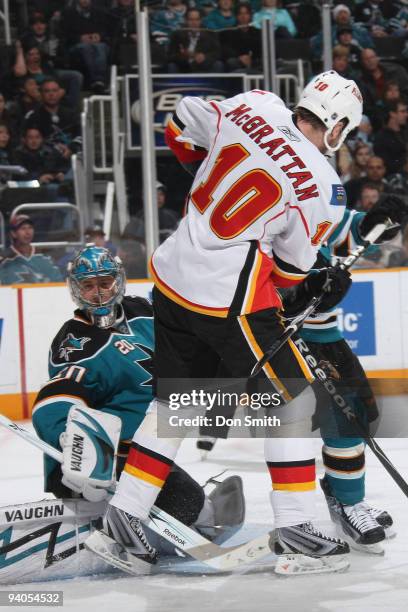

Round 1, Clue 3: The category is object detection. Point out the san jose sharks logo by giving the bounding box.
[58,334,91,359]
[133,343,154,387]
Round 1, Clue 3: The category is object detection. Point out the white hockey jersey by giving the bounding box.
[151,90,347,317]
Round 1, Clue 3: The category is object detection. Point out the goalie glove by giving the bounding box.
[358,194,408,243]
[282,267,351,317]
[60,404,121,502]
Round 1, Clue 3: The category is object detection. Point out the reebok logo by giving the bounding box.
[164,528,185,546]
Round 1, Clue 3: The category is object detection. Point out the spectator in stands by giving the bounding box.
[353,0,395,38]
[311,3,374,59]
[109,0,137,60]
[61,0,110,93]
[252,0,297,37]
[289,0,321,39]
[167,8,224,73]
[336,26,363,67]
[13,126,72,200]
[23,1,61,22]
[220,2,261,73]
[342,142,372,182]
[13,42,54,88]
[123,181,179,244]
[116,239,147,279]
[374,79,402,126]
[149,0,187,48]
[347,114,374,150]
[203,0,236,31]
[151,0,187,44]
[0,213,63,284]
[84,226,117,256]
[194,0,217,15]
[345,155,390,208]
[12,42,82,110]
[19,13,58,59]
[0,124,13,181]
[356,182,382,212]
[332,45,360,80]
[12,76,42,121]
[24,78,82,159]
[18,14,83,109]
[373,99,408,175]
[357,48,408,123]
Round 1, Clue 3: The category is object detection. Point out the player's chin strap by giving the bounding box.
[0,414,275,571]
[250,220,396,379]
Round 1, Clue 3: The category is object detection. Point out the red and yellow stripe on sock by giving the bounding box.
[267,459,316,491]
[124,443,173,488]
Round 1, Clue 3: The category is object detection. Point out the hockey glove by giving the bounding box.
[282,267,351,317]
[359,195,408,243]
[60,404,121,502]
[303,267,352,312]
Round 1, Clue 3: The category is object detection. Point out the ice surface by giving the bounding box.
[1,423,407,612]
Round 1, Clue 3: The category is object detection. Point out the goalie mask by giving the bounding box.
[68,245,126,328]
[297,70,363,154]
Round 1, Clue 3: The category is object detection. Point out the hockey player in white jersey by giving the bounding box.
[86,72,364,575]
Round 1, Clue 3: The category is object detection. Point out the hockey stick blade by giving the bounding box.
[0,413,275,571]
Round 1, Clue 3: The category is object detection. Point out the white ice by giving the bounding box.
[1,423,408,612]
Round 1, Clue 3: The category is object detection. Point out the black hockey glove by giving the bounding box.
[282,267,351,317]
[358,195,408,243]
[303,267,352,312]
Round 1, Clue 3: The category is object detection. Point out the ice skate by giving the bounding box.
[274,522,350,575]
[357,501,395,539]
[320,477,387,554]
[85,504,158,575]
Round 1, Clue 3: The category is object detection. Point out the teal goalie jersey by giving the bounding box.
[32,296,154,493]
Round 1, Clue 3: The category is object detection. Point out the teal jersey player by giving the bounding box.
[295,199,404,551]
[32,294,154,495]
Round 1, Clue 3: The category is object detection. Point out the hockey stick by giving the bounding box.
[250,220,395,378]
[292,337,408,498]
[0,414,275,571]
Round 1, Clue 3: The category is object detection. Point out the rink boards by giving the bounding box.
[1,270,407,420]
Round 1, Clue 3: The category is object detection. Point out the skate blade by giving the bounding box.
[85,530,154,576]
[274,554,350,576]
[384,526,396,540]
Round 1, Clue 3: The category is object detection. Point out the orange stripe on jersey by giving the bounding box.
[267,460,315,491]
[245,248,282,314]
[288,338,314,383]
[238,315,292,402]
[150,259,230,317]
[126,446,172,483]
[165,124,208,164]
[243,250,263,313]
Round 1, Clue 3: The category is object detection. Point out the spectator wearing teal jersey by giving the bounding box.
[252,0,297,37]
[0,214,63,284]
[203,0,237,31]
